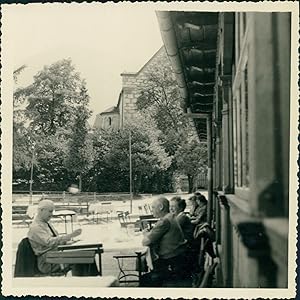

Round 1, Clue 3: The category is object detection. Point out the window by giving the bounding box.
[242,64,249,186]
[242,13,247,34]
[108,117,112,126]
[235,13,240,67]
[232,13,250,191]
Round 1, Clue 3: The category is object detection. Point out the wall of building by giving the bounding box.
[94,112,120,130]
[120,46,168,127]
[94,47,168,131]
[213,12,290,288]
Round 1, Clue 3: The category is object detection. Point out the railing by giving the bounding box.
[12,192,152,204]
[12,193,154,224]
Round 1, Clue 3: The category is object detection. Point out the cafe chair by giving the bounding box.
[113,251,148,286]
[14,237,67,277]
[139,215,157,231]
[143,204,151,214]
[138,206,143,214]
[12,205,33,227]
[191,233,218,288]
[198,259,218,288]
[117,211,137,229]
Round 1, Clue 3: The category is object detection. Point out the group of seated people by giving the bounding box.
[140,192,216,287]
[16,193,215,286]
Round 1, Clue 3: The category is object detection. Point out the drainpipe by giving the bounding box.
[157,11,214,221]
[156,11,189,112]
[207,113,213,225]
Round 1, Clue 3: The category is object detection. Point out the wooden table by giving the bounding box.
[26,206,76,234]
[46,242,104,276]
[53,210,76,234]
[12,276,119,287]
[88,203,114,223]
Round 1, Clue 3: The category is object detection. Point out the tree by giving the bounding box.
[175,139,208,193]
[23,58,89,135]
[13,65,33,186]
[136,56,204,192]
[64,105,93,191]
[32,128,71,190]
[12,59,93,191]
[88,113,172,193]
[13,65,27,84]
[125,113,172,193]
[137,61,185,133]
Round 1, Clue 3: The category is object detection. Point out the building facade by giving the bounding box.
[94,46,169,130]
[157,11,292,288]
[93,106,120,130]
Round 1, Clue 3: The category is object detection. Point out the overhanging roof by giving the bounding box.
[156,11,219,141]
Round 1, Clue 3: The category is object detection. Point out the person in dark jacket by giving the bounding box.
[141,197,188,286]
[189,192,208,226]
[170,196,194,244]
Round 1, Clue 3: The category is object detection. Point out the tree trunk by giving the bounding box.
[187,174,194,193]
[78,174,82,191]
[134,173,142,195]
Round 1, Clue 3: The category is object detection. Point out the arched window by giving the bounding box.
[108,117,112,126]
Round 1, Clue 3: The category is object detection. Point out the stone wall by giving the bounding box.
[94,112,119,130]
[94,46,171,130]
[120,46,169,124]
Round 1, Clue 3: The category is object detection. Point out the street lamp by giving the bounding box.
[129,130,133,213]
[29,143,35,205]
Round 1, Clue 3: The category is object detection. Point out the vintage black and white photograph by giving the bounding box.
[1,1,298,299]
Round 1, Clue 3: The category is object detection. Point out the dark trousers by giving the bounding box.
[140,253,190,287]
[71,262,99,276]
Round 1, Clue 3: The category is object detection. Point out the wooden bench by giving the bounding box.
[12,205,32,226]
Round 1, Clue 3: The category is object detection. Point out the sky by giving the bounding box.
[5,3,164,126]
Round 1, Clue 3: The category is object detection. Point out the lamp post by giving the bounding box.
[129,130,133,214]
[29,144,35,205]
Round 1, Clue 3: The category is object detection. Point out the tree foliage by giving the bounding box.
[64,105,93,189]
[136,58,207,192]
[13,59,93,191]
[22,59,89,135]
[175,139,208,192]
[12,55,208,194]
[85,113,172,193]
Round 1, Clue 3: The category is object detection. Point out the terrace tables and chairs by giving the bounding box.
[26,205,76,234]
[138,215,158,231]
[113,250,149,286]
[88,202,114,223]
[12,205,32,227]
[52,210,76,234]
[116,211,138,229]
[47,242,104,276]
